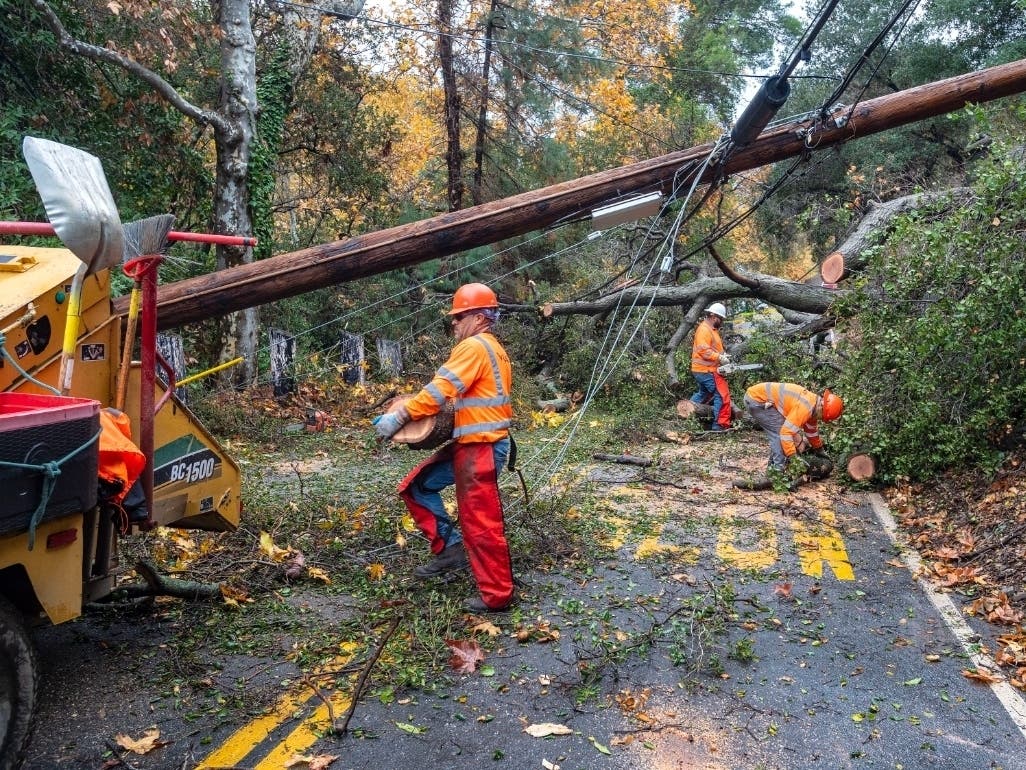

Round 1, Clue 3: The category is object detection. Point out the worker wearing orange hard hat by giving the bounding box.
[734,382,843,490]
[689,302,733,431]
[372,283,516,613]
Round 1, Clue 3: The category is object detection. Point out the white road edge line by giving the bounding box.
[867,492,1026,739]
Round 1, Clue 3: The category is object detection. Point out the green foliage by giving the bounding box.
[832,144,1026,481]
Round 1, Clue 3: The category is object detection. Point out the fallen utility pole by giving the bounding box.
[125,58,1026,329]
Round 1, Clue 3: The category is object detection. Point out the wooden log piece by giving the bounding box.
[536,396,570,412]
[845,452,877,481]
[593,453,653,467]
[676,400,745,421]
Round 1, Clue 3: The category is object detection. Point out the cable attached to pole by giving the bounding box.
[728,0,842,149]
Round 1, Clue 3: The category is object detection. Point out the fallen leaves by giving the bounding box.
[284,753,339,769]
[114,727,166,755]
[524,722,573,737]
[445,638,485,673]
[962,667,1003,684]
[514,621,560,644]
[773,581,793,599]
[967,592,1024,625]
[259,530,335,585]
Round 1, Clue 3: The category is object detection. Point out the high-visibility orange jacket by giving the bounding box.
[404,332,512,444]
[691,319,724,373]
[745,382,823,457]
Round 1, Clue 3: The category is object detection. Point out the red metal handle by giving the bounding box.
[0,221,257,247]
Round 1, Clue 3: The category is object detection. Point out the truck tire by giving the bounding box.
[0,598,36,770]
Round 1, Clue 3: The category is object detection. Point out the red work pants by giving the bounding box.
[398,441,514,609]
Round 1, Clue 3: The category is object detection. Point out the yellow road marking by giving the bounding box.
[790,507,855,580]
[253,688,354,769]
[196,694,314,769]
[196,647,356,769]
[716,510,777,570]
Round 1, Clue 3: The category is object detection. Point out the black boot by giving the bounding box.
[413,543,469,579]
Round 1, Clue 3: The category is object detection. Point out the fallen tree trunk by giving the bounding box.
[542,273,835,318]
[820,188,972,284]
[119,60,1026,329]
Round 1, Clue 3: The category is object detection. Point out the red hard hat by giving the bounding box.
[449,283,498,315]
[821,389,844,422]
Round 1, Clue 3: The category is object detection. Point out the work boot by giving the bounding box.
[464,593,516,614]
[413,543,469,580]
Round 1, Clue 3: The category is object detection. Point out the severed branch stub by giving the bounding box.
[121,559,222,600]
[593,453,653,467]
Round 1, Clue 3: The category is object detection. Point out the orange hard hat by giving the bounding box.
[449,283,499,315]
[821,389,844,421]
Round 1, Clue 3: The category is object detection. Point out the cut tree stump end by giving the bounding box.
[846,452,877,481]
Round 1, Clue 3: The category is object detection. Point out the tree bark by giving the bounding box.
[471,0,499,206]
[541,273,835,318]
[438,0,463,212]
[820,188,972,284]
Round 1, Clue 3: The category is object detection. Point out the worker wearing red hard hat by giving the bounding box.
[372,283,516,613]
[735,382,844,490]
[689,302,733,431]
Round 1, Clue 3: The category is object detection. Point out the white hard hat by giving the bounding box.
[704,302,727,319]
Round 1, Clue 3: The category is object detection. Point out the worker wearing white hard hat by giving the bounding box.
[689,302,733,431]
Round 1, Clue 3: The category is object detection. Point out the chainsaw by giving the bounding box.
[718,362,764,376]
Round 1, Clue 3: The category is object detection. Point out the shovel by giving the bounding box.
[22,137,125,394]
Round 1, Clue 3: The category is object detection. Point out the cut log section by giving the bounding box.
[820,250,845,284]
[593,453,653,467]
[676,400,745,422]
[845,452,877,481]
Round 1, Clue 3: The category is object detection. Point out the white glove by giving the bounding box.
[719,353,731,365]
[372,412,404,439]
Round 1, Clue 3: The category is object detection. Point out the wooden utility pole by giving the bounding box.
[125,59,1026,329]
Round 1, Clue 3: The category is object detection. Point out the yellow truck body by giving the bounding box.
[0,244,240,626]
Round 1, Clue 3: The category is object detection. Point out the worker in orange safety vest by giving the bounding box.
[735,382,844,490]
[689,302,733,431]
[373,283,515,613]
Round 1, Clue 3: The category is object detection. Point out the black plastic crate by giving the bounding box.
[0,394,100,537]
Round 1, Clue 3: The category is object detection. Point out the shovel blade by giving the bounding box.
[22,136,124,275]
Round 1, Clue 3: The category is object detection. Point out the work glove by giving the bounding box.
[813,447,831,461]
[372,412,404,440]
[719,353,732,365]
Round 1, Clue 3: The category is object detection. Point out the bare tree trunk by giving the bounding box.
[471,0,499,206]
[212,0,259,384]
[438,0,463,211]
[664,298,708,385]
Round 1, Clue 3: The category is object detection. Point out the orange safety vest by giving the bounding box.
[691,319,724,373]
[98,409,146,504]
[405,332,513,444]
[744,382,824,456]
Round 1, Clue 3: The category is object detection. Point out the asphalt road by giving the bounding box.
[21,467,1026,770]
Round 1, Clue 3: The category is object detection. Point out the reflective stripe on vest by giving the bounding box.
[451,336,510,439]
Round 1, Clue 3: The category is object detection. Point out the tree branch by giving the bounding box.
[541,273,836,318]
[29,0,233,139]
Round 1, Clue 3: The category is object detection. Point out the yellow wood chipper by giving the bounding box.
[0,138,244,769]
